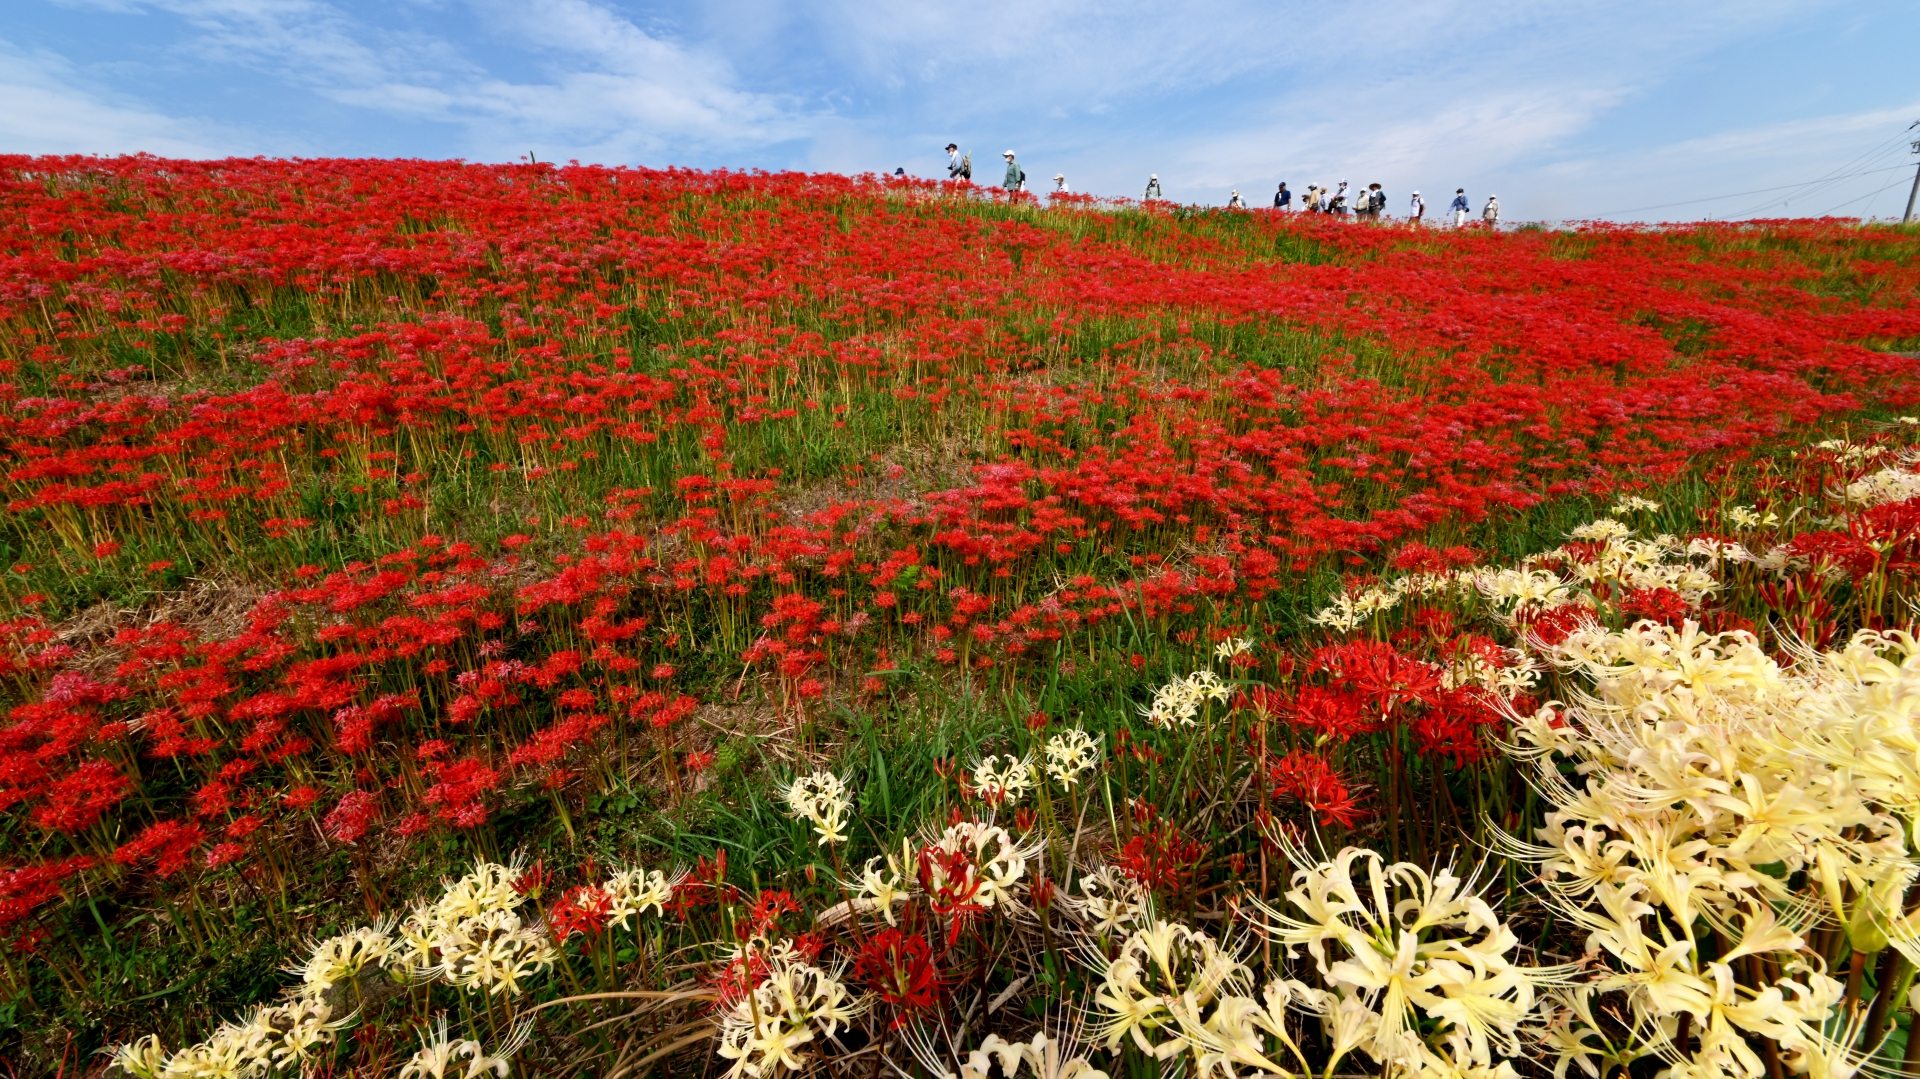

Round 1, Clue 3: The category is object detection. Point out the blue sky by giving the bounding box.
[3,0,1918,221]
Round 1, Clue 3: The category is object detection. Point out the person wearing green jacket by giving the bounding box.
[1002,151,1025,192]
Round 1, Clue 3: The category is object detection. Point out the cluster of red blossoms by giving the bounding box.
[0,156,1916,956]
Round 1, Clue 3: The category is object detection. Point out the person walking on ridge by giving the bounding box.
[1002,151,1025,193]
[1409,190,1426,226]
[1449,188,1469,227]
[1228,190,1246,209]
[1365,183,1386,221]
[1275,182,1291,209]
[1144,174,1163,200]
[1328,181,1349,216]
[1054,174,1069,194]
[1482,193,1500,227]
[947,144,970,181]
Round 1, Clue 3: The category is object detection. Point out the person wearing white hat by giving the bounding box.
[1228,190,1245,209]
[1002,151,1025,193]
[1409,190,1426,226]
[1054,173,1069,193]
[1143,174,1163,200]
[1482,193,1500,227]
[1328,181,1349,216]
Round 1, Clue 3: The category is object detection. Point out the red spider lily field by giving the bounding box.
[5,156,1920,1079]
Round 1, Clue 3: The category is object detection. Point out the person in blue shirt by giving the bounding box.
[1275,182,1291,209]
[1450,189,1470,227]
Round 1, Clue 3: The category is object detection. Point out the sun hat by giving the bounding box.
[1003,150,1015,157]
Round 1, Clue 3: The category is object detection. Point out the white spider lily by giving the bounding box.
[715,959,867,1079]
[603,865,684,929]
[396,1017,528,1079]
[779,771,852,846]
[969,753,1035,805]
[291,921,397,1000]
[1044,728,1102,790]
[1215,636,1255,659]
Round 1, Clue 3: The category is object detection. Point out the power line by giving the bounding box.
[1724,120,1920,220]
[1810,173,1915,217]
[1587,162,1919,218]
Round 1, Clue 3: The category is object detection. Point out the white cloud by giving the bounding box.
[818,0,1856,214]
[58,0,816,162]
[445,0,812,160]
[0,39,237,156]
[1523,104,1920,222]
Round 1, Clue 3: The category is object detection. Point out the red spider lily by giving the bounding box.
[670,850,736,916]
[1269,750,1363,827]
[1114,814,1209,895]
[513,860,551,900]
[1519,604,1599,647]
[420,757,500,828]
[323,790,381,845]
[1621,586,1692,627]
[112,820,205,878]
[1233,685,1287,718]
[0,856,94,932]
[1786,530,1879,580]
[854,927,942,1012]
[711,949,773,1010]
[30,761,130,833]
[1313,640,1441,715]
[548,884,612,943]
[746,890,799,937]
[1287,685,1377,741]
[916,844,985,920]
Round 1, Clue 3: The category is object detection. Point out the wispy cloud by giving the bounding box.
[1528,103,1920,221]
[51,0,814,161]
[0,38,237,156]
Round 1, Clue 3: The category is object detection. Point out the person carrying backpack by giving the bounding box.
[1275,182,1291,209]
[1144,174,1164,200]
[1328,181,1349,216]
[1450,189,1469,227]
[1228,190,1245,209]
[947,144,967,180]
[1482,194,1500,227]
[1003,151,1025,193]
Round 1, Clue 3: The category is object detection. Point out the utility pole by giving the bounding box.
[1905,121,1920,225]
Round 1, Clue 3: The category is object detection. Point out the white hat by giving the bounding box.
[1150,173,1158,179]
[1003,150,1015,157]
[1054,173,1064,179]
[1412,190,1420,195]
